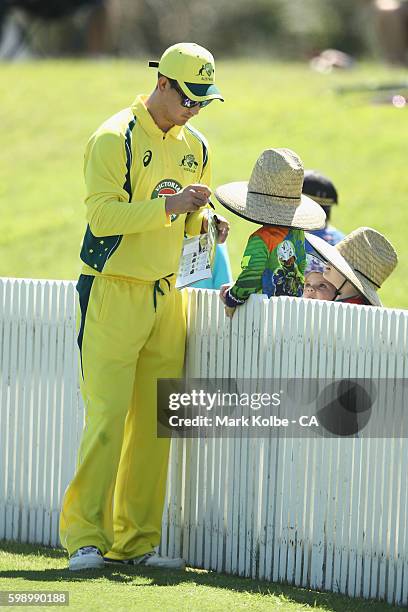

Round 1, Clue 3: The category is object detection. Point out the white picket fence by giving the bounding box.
[1,277,408,606]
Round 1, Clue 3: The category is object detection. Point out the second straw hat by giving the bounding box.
[215,148,326,229]
[306,227,398,306]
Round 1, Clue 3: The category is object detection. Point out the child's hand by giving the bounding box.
[224,306,236,319]
[219,283,232,304]
[201,213,230,243]
[214,215,230,244]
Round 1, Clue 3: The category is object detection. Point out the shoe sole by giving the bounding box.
[69,558,105,571]
[104,557,186,570]
[104,557,129,565]
[145,560,186,570]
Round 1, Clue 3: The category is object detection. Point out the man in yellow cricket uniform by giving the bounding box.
[60,43,228,571]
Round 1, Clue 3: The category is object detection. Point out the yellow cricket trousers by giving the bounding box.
[59,273,186,558]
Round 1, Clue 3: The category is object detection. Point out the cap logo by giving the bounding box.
[197,62,213,80]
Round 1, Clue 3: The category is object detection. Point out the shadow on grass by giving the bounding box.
[0,540,402,611]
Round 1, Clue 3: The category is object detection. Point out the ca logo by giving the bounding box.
[180,154,198,172]
[197,63,213,79]
[143,150,152,167]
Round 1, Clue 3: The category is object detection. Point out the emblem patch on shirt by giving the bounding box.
[151,179,183,222]
[241,255,251,269]
[180,154,198,173]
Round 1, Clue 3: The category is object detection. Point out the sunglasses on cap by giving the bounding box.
[168,78,212,109]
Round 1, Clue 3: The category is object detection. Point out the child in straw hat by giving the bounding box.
[215,148,326,318]
[305,227,398,306]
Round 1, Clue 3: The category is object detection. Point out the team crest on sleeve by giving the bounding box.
[151,179,183,222]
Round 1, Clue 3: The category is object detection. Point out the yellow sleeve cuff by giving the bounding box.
[163,199,172,228]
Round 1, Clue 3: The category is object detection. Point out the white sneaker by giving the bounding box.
[104,551,185,570]
[69,546,105,571]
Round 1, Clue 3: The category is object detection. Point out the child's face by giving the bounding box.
[303,272,337,301]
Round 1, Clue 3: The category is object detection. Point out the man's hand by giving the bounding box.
[165,184,211,216]
[201,213,230,244]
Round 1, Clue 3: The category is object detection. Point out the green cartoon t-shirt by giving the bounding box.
[228,226,306,304]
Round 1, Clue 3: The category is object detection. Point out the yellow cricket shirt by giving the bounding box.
[80,95,211,281]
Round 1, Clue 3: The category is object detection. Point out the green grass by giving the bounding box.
[0,541,402,611]
[0,59,407,308]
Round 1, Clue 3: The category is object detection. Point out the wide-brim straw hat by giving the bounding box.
[305,227,398,306]
[215,148,326,230]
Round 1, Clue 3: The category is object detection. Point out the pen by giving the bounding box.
[208,200,220,224]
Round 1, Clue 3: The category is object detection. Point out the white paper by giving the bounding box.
[176,213,217,288]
